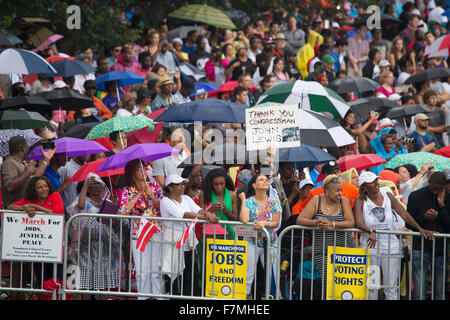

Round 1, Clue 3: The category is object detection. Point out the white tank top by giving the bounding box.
[359,191,400,253]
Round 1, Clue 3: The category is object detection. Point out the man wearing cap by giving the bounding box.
[282,15,306,52]
[295,161,360,214]
[291,178,315,215]
[274,33,287,58]
[305,53,335,83]
[150,75,176,112]
[408,113,441,152]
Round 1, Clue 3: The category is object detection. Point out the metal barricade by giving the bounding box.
[0,210,63,300]
[60,213,274,300]
[275,225,450,300]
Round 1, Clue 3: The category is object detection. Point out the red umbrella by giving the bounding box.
[336,154,387,172]
[434,145,450,158]
[45,55,75,63]
[126,109,165,147]
[208,81,256,98]
[70,158,124,183]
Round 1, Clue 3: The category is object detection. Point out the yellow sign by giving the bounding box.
[205,239,247,299]
[326,246,369,300]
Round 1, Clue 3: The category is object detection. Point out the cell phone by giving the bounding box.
[324,20,330,29]
[42,141,55,149]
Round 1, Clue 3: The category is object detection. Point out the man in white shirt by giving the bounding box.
[152,128,189,188]
[58,156,88,207]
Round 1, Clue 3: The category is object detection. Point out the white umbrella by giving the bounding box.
[0,48,57,74]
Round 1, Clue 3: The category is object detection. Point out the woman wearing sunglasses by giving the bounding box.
[296,174,355,298]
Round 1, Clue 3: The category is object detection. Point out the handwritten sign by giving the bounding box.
[1,212,64,263]
[245,104,300,151]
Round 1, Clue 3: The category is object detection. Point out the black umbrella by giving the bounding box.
[40,59,96,77]
[348,97,397,123]
[0,28,23,46]
[329,77,379,94]
[275,144,335,167]
[382,104,432,119]
[352,13,401,27]
[62,121,98,139]
[404,67,450,84]
[36,90,93,110]
[0,95,52,111]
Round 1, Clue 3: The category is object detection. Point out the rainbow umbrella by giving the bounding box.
[168,4,237,29]
[383,152,450,172]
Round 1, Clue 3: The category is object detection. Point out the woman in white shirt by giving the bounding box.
[354,172,434,300]
[394,163,432,205]
[159,174,218,295]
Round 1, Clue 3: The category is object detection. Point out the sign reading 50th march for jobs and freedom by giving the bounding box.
[1,212,64,263]
[245,104,300,151]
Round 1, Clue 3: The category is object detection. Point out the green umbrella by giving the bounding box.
[0,109,48,130]
[85,116,154,140]
[383,152,450,172]
[168,4,237,29]
[256,80,350,120]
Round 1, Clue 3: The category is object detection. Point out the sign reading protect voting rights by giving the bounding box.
[1,212,64,263]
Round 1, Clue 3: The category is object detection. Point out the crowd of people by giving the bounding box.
[0,0,450,301]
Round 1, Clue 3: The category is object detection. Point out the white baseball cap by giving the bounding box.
[53,80,67,89]
[388,93,401,101]
[165,174,188,187]
[358,171,380,187]
[299,178,314,190]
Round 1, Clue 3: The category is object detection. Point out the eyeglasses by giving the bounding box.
[324,177,341,186]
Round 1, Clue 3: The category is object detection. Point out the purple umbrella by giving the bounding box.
[27,137,108,160]
[97,143,180,171]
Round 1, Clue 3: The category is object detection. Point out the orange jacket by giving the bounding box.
[66,96,113,122]
[293,181,360,214]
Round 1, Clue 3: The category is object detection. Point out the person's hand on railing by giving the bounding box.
[22,204,36,218]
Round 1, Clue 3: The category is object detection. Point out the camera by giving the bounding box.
[404,137,416,145]
[42,141,55,149]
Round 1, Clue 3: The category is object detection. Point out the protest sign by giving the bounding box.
[326,246,369,300]
[1,212,64,263]
[245,104,300,151]
[205,238,247,299]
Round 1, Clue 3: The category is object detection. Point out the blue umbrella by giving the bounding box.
[275,144,335,168]
[155,98,247,123]
[189,82,221,98]
[40,59,96,77]
[95,71,144,90]
[0,48,56,74]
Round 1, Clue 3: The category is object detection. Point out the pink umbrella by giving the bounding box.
[424,34,450,58]
[31,34,64,53]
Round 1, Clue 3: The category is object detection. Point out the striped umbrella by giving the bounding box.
[85,116,154,140]
[424,34,450,58]
[168,4,237,29]
[256,80,350,120]
[0,48,56,75]
[383,152,450,172]
[255,102,355,147]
